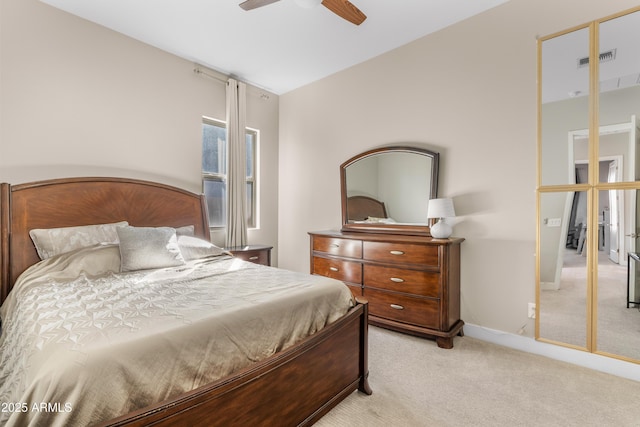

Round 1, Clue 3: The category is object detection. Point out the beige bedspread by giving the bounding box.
[0,245,353,426]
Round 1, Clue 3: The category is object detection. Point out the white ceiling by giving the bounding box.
[39,0,509,94]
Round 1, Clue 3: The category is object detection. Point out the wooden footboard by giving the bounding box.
[100,299,371,427]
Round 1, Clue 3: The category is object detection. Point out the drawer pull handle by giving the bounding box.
[329,267,339,272]
[390,277,404,283]
[330,244,340,248]
[390,250,405,256]
[390,304,404,310]
[249,256,259,260]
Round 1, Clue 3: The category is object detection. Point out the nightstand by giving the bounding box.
[226,244,272,266]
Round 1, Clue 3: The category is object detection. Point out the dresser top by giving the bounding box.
[309,230,464,245]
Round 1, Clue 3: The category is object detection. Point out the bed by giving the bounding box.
[0,177,371,426]
[346,195,397,224]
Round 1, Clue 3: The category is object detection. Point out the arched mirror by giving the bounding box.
[340,146,439,236]
[537,6,640,363]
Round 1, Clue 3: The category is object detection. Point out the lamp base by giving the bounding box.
[430,219,452,239]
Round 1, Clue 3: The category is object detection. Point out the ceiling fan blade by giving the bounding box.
[239,0,281,11]
[321,0,366,25]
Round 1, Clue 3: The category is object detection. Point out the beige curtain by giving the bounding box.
[225,78,248,248]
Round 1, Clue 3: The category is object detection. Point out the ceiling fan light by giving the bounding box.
[295,0,322,9]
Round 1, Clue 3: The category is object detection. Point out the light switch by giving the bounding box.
[547,218,561,227]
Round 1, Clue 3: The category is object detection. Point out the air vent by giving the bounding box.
[577,49,616,68]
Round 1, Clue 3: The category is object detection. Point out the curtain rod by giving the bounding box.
[193,66,271,100]
[193,67,227,83]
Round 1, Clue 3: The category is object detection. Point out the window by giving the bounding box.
[202,117,257,228]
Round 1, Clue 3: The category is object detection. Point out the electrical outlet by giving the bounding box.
[528,303,536,319]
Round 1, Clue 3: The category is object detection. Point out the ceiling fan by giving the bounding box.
[239,0,367,26]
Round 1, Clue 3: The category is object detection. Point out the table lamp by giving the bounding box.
[427,198,456,239]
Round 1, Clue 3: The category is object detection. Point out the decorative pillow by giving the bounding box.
[29,221,129,260]
[117,226,185,272]
[49,244,122,278]
[72,244,122,277]
[177,235,227,260]
[175,225,195,237]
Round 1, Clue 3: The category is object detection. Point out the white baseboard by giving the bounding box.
[464,323,640,382]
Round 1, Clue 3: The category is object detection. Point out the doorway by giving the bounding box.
[567,158,623,265]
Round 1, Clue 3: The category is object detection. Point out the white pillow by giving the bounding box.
[175,225,195,237]
[117,226,185,272]
[177,235,227,260]
[29,221,129,260]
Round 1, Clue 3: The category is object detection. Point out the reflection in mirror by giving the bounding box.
[596,190,640,361]
[346,152,433,223]
[540,27,589,187]
[595,11,640,361]
[538,6,640,363]
[599,11,640,169]
[341,146,438,235]
[539,191,588,348]
[570,117,639,185]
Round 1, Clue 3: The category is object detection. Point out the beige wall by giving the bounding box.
[278,0,640,336]
[0,0,280,257]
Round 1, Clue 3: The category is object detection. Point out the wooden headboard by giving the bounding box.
[0,177,210,303]
[346,195,387,221]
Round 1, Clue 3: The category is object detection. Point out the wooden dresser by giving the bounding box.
[309,230,464,348]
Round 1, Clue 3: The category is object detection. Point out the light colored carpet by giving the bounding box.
[316,326,640,427]
[539,249,640,360]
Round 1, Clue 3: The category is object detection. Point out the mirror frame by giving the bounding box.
[340,146,439,236]
[536,5,640,363]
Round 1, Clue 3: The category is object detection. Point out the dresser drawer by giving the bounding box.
[227,245,272,266]
[363,241,439,266]
[312,256,362,284]
[313,236,362,258]
[236,251,268,265]
[363,288,439,329]
[363,265,440,298]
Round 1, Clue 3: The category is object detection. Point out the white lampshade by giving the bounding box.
[427,198,456,219]
[427,198,456,239]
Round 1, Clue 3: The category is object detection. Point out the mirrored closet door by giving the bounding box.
[537,7,640,363]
